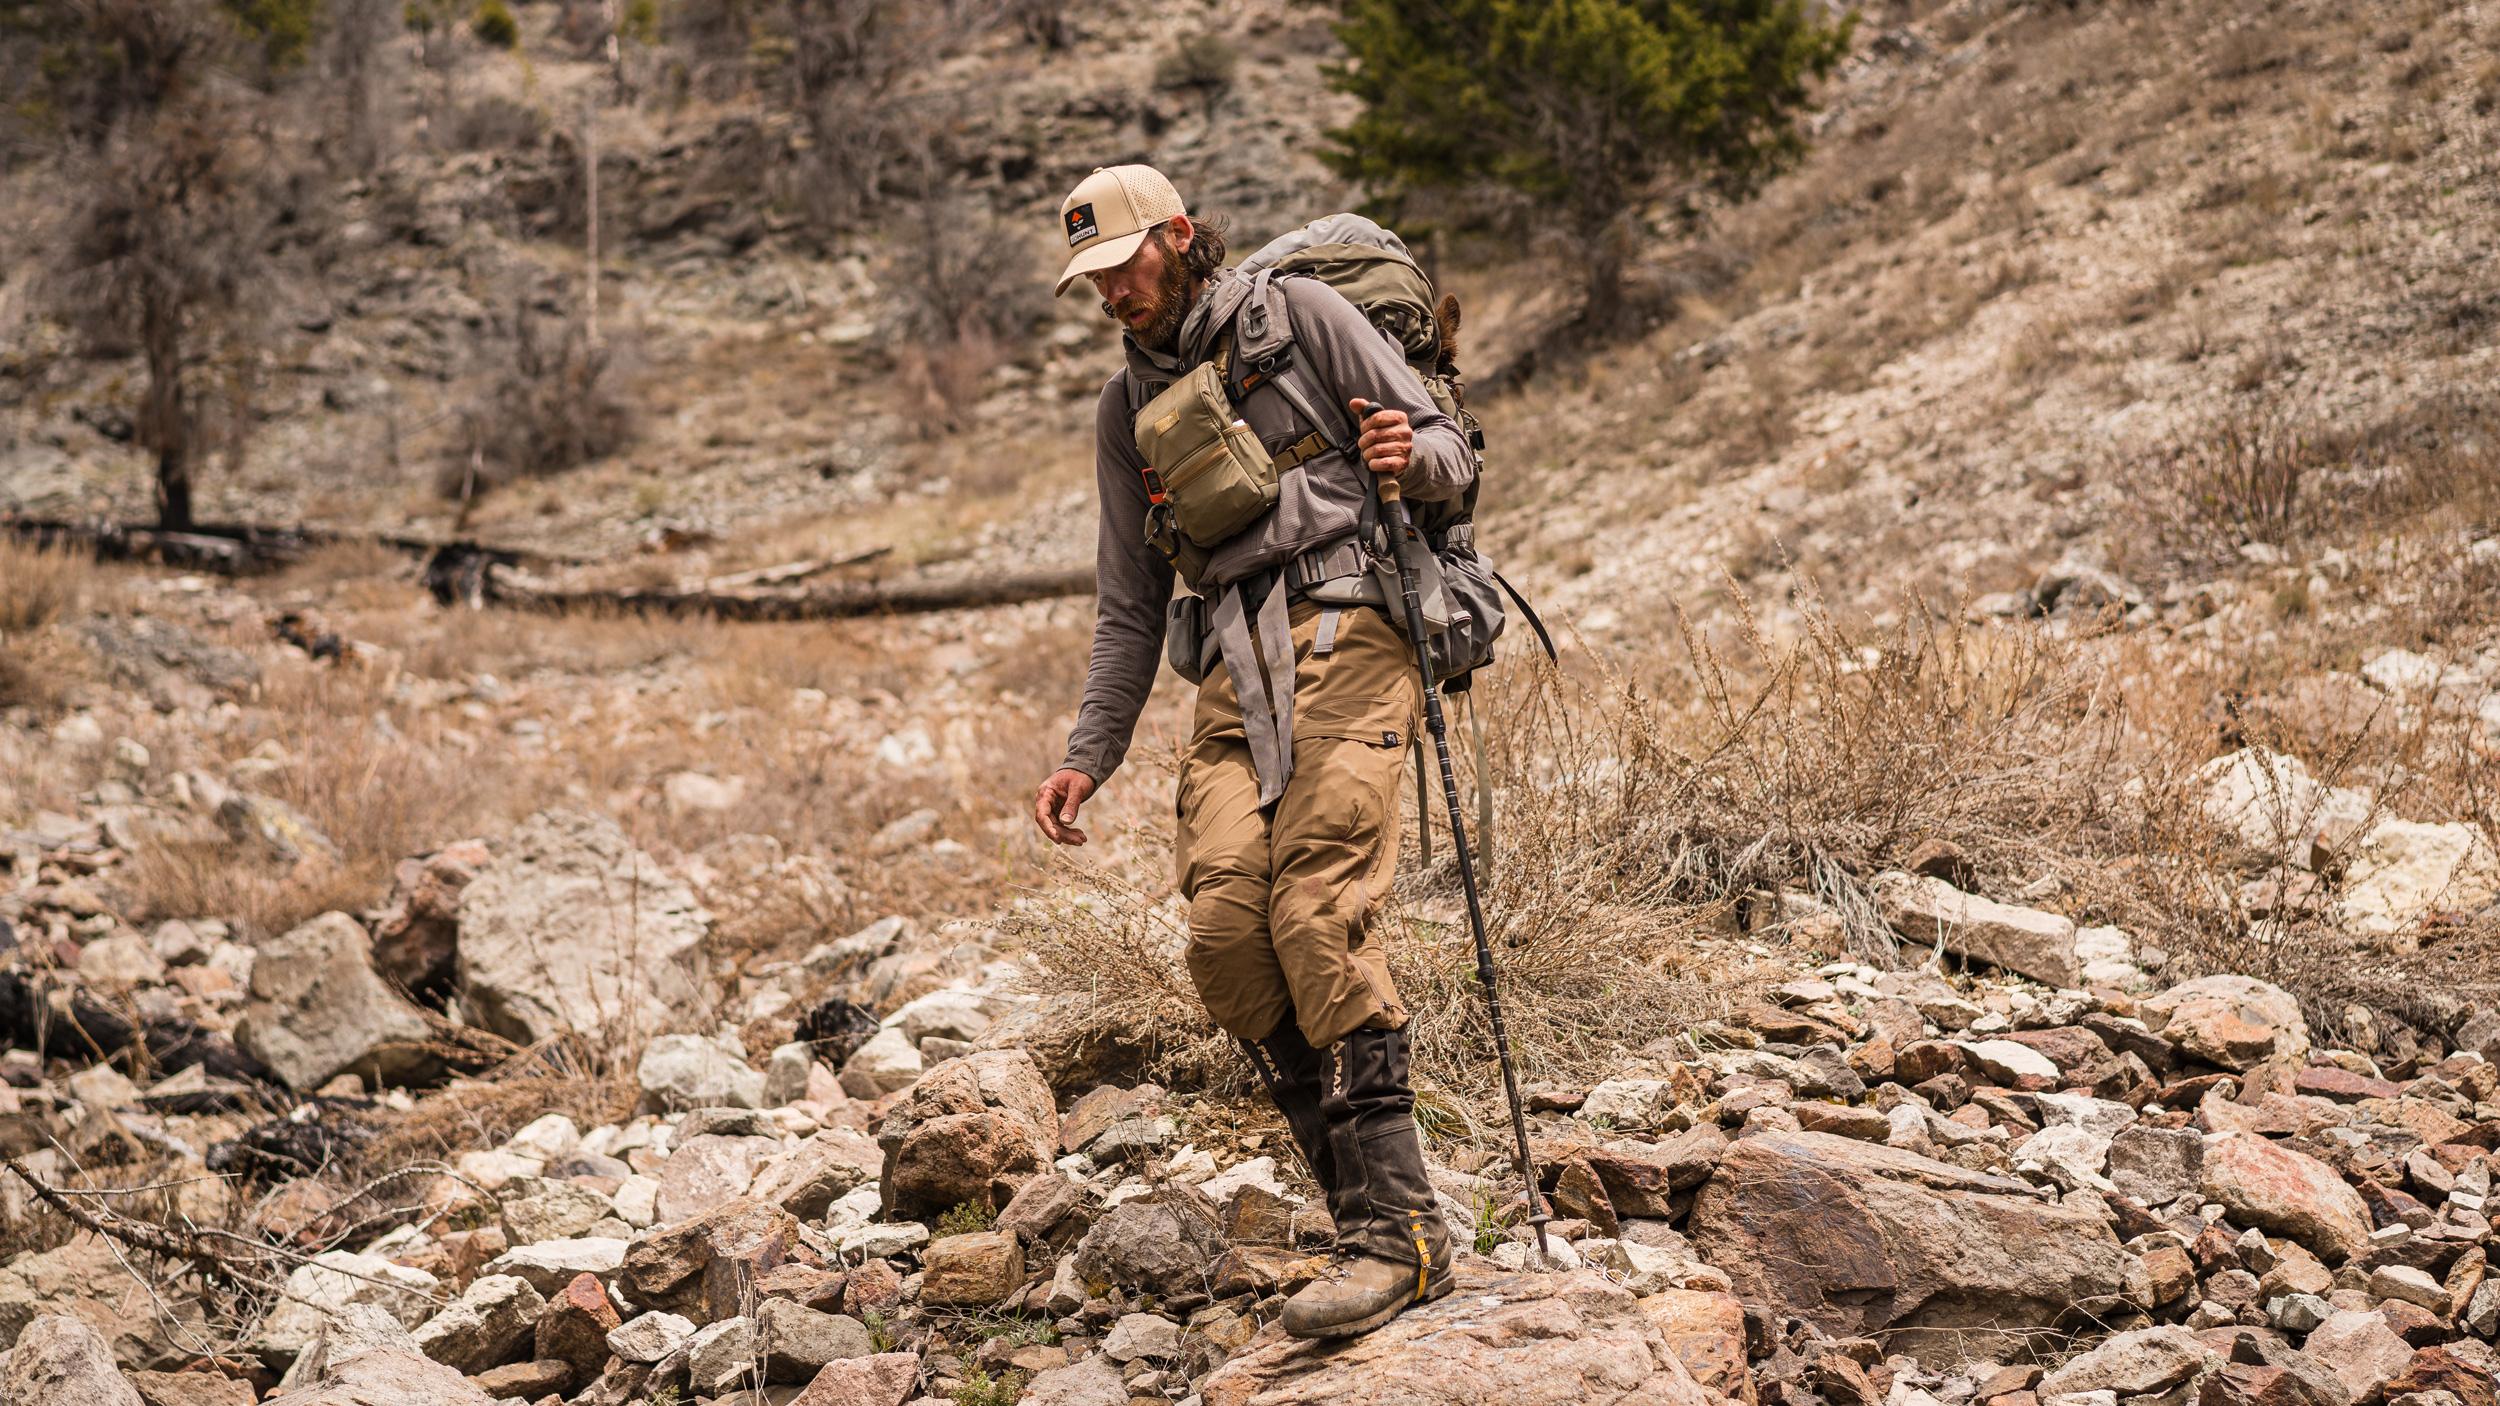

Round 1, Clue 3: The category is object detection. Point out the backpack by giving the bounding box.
[1236,214,1556,691]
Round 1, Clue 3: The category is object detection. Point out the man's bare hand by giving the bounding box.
[1034,768,1097,846]
[1351,400,1411,479]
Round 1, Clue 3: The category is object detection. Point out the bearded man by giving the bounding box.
[1030,164,1476,1338]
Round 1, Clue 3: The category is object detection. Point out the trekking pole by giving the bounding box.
[1355,400,1551,1259]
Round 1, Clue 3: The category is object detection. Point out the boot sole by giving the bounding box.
[1283,1268,1456,1340]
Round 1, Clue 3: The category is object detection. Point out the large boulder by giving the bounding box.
[1685,1131,2129,1360]
[2140,975,2309,1072]
[234,912,439,1091]
[2338,819,2500,939]
[454,809,711,1043]
[1872,872,2081,987]
[1199,1263,1717,1406]
[1,1314,145,1406]
[2197,1132,2370,1264]
[876,1050,1060,1219]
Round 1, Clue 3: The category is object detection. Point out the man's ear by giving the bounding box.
[1167,212,1196,256]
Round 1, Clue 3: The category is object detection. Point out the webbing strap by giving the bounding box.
[1213,580,1298,806]
[1313,607,1341,657]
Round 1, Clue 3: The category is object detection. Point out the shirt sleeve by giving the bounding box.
[1278,277,1476,503]
[1059,374,1175,787]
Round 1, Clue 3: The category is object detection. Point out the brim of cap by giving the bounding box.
[1053,228,1153,297]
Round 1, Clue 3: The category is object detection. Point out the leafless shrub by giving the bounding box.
[444,93,549,153]
[767,0,979,235]
[445,301,638,493]
[883,186,1045,435]
[1006,0,1070,49]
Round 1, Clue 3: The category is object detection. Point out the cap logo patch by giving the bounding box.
[1065,203,1099,247]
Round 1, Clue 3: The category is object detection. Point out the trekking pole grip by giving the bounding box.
[1352,398,1404,507]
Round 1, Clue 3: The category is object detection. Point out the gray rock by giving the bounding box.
[455,809,711,1044]
[1021,1354,1132,1406]
[1873,872,2081,987]
[838,1026,923,1100]
[2036,1326,2219,1397]
[1103,1312,1181,1363]
[754,1299,874,1380]
[686,1317,756,1396]
[2268,1293,2332,1334]
[2107,1125,2204,1206]
[638,1034,766,1112]
[605,1311,697,1364]
[763,1040,815,1106]
[498,1177,617,1246]
[256,1251,443,1363]
[411,1274,543,1374]
[748,1126,883,1217]
[264,1303,497,1406]
[481,1236,629,1294]
[234,912,439,1091]
[1071,1188,1229,1298]
[0,1315,144,1406]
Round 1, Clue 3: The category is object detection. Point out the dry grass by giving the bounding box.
[359,1037,637,1174]
[117,660,507,940]
[0,538,114,634]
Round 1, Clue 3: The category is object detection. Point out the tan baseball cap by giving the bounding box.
[1053,164,1185,296]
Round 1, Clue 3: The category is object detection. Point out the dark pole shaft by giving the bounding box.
[1359,402,1550,1256]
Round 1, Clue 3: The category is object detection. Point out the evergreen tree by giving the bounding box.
[1329,0,1851,334]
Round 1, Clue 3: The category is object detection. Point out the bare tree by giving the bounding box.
[319,0,401,173]
[28,0,287,530]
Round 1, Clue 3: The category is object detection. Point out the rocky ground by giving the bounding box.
[5,0,2500,1403]
[2,691,2499,1405]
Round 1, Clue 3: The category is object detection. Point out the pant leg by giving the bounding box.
[1267,602,1422,1050]
[1178,656,1294,1042]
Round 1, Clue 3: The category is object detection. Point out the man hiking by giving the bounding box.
[1030,164,1475,1339]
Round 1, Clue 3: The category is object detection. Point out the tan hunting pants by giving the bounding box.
[1177,595,1420,1049]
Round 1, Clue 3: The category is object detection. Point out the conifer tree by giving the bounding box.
[1329,0,1851,335]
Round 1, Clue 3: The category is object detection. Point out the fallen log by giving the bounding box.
[4,514,587,577]
[437,552,1097,620]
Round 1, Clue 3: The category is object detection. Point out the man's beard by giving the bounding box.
[1105,240,1196,353]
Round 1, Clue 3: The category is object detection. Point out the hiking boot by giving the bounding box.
[1279,1245,1455,1339]
[1279,1023,1452,1339]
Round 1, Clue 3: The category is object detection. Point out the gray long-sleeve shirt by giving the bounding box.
[1059,270,1473,787]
